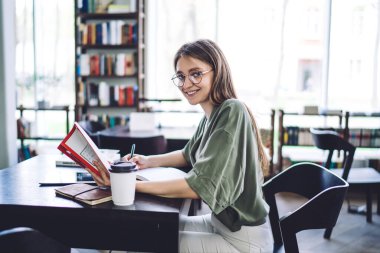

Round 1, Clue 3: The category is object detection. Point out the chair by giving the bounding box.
[310,128,380,223]
[77,120,106,146]
[263,162,348,253]
[0,227,70,253]
[98,134,167,157]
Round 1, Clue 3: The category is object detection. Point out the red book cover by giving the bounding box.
[90,55,100,76]
[57,122,109,177]
[126,86,134,106]
[118,86,126,106]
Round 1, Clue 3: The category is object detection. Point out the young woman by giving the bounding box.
[91,39,273,253]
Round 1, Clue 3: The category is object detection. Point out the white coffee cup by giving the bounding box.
[109,161,138,206]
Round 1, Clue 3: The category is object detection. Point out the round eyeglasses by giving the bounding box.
[171,69,213,87]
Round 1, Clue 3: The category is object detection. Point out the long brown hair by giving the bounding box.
[174,39,269,174]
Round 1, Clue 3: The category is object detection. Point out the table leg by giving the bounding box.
[366,186,372,223]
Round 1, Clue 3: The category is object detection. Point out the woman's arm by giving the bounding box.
[136,178,200,199]
[128,150,189,169]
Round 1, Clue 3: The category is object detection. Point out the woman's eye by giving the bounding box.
[191,72,202,78]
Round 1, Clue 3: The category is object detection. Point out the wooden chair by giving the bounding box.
[77,120,106,146]
[0,227,70,253]
[263,162,348,253]
[310,128,380,222]
[98,134,167,157]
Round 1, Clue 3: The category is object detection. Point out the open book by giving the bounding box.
[57,122,109,177]
[136,167,187,181]
[58,122,188,181]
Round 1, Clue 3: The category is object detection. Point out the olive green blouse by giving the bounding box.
[183,99,269,232]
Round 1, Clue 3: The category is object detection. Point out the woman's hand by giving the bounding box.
[85,159,111,186]
[123,153,151,170]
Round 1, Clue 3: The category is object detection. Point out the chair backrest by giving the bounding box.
[98,134,167,157]
[263,162,348,253]
[78,121,106,147]
[310,128,356,180]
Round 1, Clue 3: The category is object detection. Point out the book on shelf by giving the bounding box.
[78,22,137,46]
[107,4,130,13]
[57,122,109,177]
[55,183,112,205]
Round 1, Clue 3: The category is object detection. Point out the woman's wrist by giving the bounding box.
[147,155,161,168]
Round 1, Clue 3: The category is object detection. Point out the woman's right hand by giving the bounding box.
[123,153,151,170]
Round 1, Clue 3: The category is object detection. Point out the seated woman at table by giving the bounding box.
[90,39,273,253]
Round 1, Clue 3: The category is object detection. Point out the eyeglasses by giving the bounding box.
[171,69,213,87]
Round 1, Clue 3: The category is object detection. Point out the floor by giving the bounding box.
[197,188,380,253]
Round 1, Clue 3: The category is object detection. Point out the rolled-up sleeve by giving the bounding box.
[185,128,245,214]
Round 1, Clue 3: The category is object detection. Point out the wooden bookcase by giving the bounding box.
[74,0,145,126]
[277,109,344,171]
[16,105,71,161]
[276,109,380,172]
[344,111,380,149]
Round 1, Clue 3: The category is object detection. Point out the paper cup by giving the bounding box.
[109,162,138,206]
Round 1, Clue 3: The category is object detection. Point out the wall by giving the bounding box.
[0,0,17,169]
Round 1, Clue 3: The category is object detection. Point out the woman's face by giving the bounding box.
[175,56,213,107]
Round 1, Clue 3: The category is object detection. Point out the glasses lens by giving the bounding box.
[172,75,183,87]
[189,71,203,84]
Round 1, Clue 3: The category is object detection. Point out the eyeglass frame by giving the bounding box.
[171,69,213,87]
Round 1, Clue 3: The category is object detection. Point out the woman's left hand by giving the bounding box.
[86,159,111,186]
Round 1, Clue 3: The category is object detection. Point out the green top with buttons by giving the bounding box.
[183,99,269,232]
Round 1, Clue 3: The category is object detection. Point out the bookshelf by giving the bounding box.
[16,105,71,161]
[344,111,380,149]
[74,0,145,126]
[277,109,344,171]
[276,109,380,172]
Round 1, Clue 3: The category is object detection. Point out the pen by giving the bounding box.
[130,144,136,158]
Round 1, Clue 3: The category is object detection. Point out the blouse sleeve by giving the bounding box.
[185,105,248,214]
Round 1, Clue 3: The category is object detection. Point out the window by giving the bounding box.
[146,0,380,125]
[329,0,379,111]
[16,0,75,108]
[15,0,74,143]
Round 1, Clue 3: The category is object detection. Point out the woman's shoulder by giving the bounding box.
[220,99,246,113]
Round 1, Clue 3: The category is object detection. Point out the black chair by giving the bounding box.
[0,227,70,253]
[77,120,106,146]
[263,162,348,253]
[310,128,380,222]
[98,134,167,157]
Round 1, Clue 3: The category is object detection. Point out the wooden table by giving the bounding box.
[0,155,191,252]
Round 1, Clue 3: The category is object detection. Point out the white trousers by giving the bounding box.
[179,214,274,253]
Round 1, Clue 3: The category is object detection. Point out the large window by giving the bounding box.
[329,0,380,111]
[15,0,74,153]
[146,0,380,128]
[16,0,75,108]
[15,0,74,134]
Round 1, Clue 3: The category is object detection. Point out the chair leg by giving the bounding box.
[324,227,333,239]
[366,186,372,223]
[282,232,299,253]
[377,188,380,215]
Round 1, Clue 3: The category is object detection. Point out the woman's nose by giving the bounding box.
[182,76,193,89]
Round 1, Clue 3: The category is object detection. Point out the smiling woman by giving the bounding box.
[86,39,274,253]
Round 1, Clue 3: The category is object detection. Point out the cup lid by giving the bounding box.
[109,161,137,173]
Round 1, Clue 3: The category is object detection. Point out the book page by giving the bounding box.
[65,128,98,167]
[136,167,187,181]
